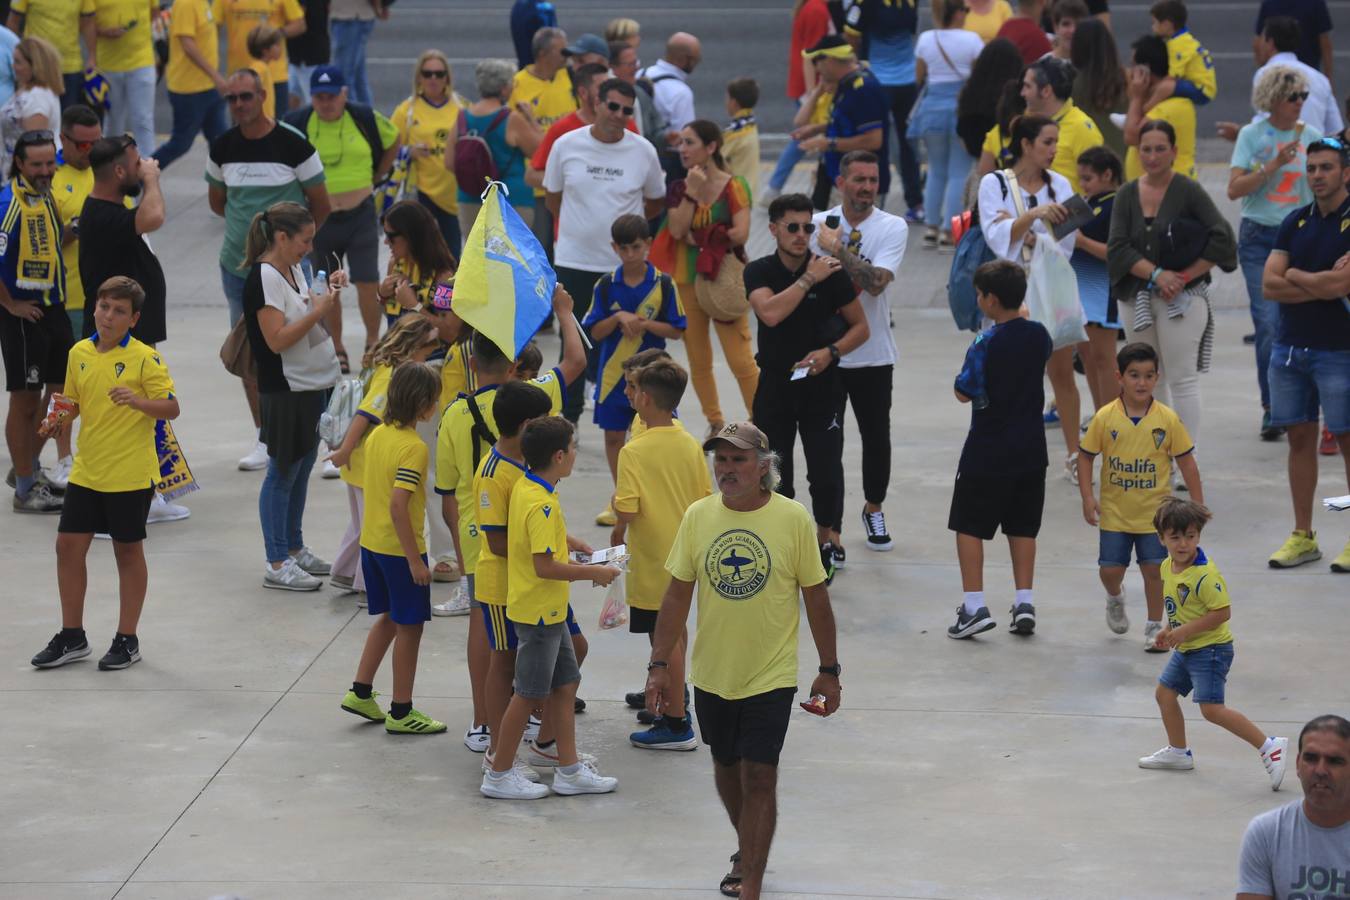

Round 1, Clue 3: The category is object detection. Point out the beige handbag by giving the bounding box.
[219,316,256,381]
[694,253,749,322]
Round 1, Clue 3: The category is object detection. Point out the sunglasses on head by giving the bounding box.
[605,100,635,115]
[223,91,256,104]
[420,69,448,79]
[781,222,816,234]
[16,129,54,148]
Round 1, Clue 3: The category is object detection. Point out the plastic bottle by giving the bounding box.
[312,269,329,298]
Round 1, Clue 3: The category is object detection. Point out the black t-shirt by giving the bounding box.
[958,317,1053,476]
[79,197,168,345]
[743,252,857,375]
[286,0,331,66]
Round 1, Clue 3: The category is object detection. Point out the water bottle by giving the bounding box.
[312,269,329,298]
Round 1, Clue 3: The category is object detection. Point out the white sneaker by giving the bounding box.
[238,441,269,471]
[523,714,541,742]
[1143,621,1166,653]
[526,739,596,768]
[463,724,490,752]
[291,547,331,576]
[45,455,73,489]
[1262,737,1289,791]
[431,584,471,617]
[355,593,367,609]
[1138,746,1194,770]
[1105,592,1129,635]
[1064,451,1079,485]
[321,460,341,479]
[147,493,190,524]
[551,762,618,795]
[263,558,321,592]
[482,752,541,782]
[480,767,549,800]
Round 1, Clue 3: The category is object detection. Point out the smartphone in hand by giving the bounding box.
[824,214,840,229]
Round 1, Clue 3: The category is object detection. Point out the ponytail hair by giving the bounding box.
[242,201,313,269]
[685,119,728,172]
[1007,114,1058,199]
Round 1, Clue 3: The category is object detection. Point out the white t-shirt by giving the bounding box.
[977,168,1076,264]
[262,262,340,392]
[0,86,60,174]
[543,127,666,273]
[809,205,908,368]
[915,29,984,84]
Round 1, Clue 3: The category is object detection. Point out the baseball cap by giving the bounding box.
[310,65,345,95]
[702,421,769,453]
[563,33,609,59]
[802,35,855,60]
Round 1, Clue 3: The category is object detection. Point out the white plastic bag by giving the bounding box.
[599,572,628,630]
[319,373,368,449]
[1025,240,1088,350]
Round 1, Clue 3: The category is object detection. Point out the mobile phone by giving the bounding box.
[824,214,840,229]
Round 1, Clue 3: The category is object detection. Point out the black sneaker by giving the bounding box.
[819,542,837,586]
[98,634,141,670]
[31,631,90,668]
[947,605,995,639]
[1259,411,1285,442]
[1009,603,1036,636]
[636,708,657,725]
[574,696,586,714]
[625,690,646,709]
[861,509,894,551]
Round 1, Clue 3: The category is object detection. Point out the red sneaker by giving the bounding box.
[1320,426,1338,456]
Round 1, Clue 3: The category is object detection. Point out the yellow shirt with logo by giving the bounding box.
[63,333,174,493]
[506,472,571,626]
[512,66,576,198]
[472,447,527,605]
[166,0,219,94]
[1050,101,1103,195]
[1125,96,1197,181]
[93,0,156,73]
[12,0,95,75]
[1163,548,1232,652]
[359,422,428,557]
[213,0,302,83]
[1166,30,1216,104]
[390,94,460,213]
[665,492,827,700]
[438,340,473,413]
[338,362,391,490]
[52,163,95,311]
[1080,397,1194,534]
[613,425,711,610]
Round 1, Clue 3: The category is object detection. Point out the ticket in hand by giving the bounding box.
[572,544,627,565]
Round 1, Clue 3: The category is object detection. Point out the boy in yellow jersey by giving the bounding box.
[1148,0,1216,108]
[612,360,711,750]
[482,416,620,800]
[583,214,685,525]
[340,362,448,735]
[721,77,761,201]
[1137,498,1290,791]
[620,346,674,441]
[1078,343,1202,652]
[31,278,179,671]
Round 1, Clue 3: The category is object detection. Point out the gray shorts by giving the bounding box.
[512,620,580,699]
[311,195,380,284]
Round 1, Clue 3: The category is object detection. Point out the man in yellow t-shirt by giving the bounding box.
[1018,57,1102,194]
[515,24,577,230]
[154,0,228,170]
[1124,34,1197,181]
[54,107,103,337]
[213,0,303,112]
[646,421,840,894]
[91,0,157,151]
[8,0,95,100]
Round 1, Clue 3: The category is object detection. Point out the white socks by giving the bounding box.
[963,591,984,615]
[1015,588,1034,607]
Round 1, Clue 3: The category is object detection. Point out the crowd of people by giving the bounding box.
[1,0,1348,898]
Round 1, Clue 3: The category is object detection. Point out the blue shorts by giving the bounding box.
[594,395,637,432]
[221,264,247,328]
[360,548,432,625]
[1158,641,1234,705]
[1099,530,1167,568]
[1268,343,1350,434]
[481,602,580,651]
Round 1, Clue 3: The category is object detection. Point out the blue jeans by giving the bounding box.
[1238,218,1282,410]
[417,193,462,256]
[155,89,227,169]
[331,18,375,106]
[259,442,318,563]
[913,83,969,229]
[884,83,924,211]
[61,72,86,111]
[1268,342,1350,433]
[221,265,247,328]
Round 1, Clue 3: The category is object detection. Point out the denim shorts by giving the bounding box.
[512,619,581,699]
[221,265,247,328]
[1268,343,1350,434]
[1158,641,1234,704]
[1099,530,1168,568]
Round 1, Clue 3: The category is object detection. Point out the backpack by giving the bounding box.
[465,392,498,475]
[453,107,511,198]
[947,171,1011,333]
[319,370,373,449]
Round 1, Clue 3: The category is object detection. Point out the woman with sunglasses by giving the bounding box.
[391,50,463,255]
[1228,66,1321,441]
[0,37,63,176]
[654,119,759,440]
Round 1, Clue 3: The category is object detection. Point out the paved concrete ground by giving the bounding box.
[3,138,1349,900]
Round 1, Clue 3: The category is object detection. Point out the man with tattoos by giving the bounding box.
[811,150,908,554]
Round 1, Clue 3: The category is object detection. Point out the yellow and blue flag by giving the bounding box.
[453,183,554,358]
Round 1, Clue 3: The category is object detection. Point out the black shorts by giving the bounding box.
[58,483,154,542]
[628,606,659,634]
[311,196,380,284]
[0,304,74,391]
[947,469,1046,540]
[694,686,796,767]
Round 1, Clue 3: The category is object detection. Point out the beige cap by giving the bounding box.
[702,421,769,452]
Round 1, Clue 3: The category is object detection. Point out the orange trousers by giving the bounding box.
[677,282,760,429]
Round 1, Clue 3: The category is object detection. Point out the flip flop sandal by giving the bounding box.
[720,851,743,897]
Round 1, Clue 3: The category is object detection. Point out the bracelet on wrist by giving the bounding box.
[647,660,668,670]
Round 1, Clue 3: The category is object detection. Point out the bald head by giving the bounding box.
[665,32,702,73]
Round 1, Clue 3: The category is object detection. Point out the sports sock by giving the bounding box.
[351,681,373,700]
[1015,588,1034,607]
[962,591,984,615]
[1107,592,1124,602]
[486,768,508,781]
[16,473,36,497]
[559,763,582,776]
[389,701,412,720]
[1260,737,1277,754]
[1147,619,1162,628]
[31,455,42,474]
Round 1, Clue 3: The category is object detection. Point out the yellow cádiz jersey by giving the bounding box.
[12,0,95,75]
[982,124,1013,170]
[339,363,391,490]
[390,94,461,212]
[1162,548,1232,651]
[214,0,302,82]
[1125,97,1196,181]
[438,341,473,413]
[93,0,156,73]
[1166,30,1216,104]
[665,492,827,700]
[1080,397,1194,534]
[166,0,219,94]
[52,163,94,311]
[471,447,527,605]
[613,425,711,610]
[513,66,577,197]
[64,333,174,493]
[506,472,570,626]
[1050,101,1103,195]
[360,423,428,556]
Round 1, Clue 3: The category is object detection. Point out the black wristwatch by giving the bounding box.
[819,663,841,677]
[827,343,840,363]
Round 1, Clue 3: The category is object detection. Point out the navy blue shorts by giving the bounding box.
[360,548,431,625]
[1099,530,1167,568]
[594,395,637,432]
[1158,642,1234,705]
[482,602,580,651]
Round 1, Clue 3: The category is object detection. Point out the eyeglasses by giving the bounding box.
[223,91,256,104]
[1289,91,1310,102]
[420,69,448,80]
[605,100,635,115]
[16,129,54,148]
[61,132,95,152]
[781,222,816,234]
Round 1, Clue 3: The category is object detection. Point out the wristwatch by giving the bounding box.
[819,663,842,677]
[827,343,841,363]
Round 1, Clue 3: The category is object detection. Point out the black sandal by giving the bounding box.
[720,851,742,897]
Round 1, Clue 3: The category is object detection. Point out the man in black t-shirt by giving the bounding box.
[743,192,869,584]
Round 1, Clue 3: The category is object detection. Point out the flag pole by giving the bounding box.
[571,312,593,350]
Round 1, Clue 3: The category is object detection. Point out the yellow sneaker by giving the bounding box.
[1331,538,1350,573]
[1268,531,1321,569]
[595,505,617,527]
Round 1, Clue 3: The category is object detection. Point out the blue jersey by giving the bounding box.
[0,177,66,307]
[825,67,891,194]
[582,263,685,412]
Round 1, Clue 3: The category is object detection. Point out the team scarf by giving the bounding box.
[11,175,60,291]
[155,419,199,501]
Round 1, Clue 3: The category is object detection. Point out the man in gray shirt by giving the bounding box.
[1238,714,1350,900]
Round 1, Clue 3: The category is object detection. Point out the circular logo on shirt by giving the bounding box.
[704,529,772,601]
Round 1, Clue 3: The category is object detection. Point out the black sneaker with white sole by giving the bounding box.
[861,509,894,551]
[831,543,846,570]
[31,631,90,668]
[947,605,995,639]
[98,634,141,670]
[1008,603,1036,635]
[819,542,837,585]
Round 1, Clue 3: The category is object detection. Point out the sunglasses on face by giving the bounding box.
[420,69,448,80]
[605,100,635,115]
[224,91,256,104]
[1288,91,1310,102]
[781,222,816,234]
[61,132,95,152]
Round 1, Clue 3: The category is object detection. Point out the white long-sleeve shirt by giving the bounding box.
[977,169,1076,264]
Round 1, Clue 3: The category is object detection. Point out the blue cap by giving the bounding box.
[310,65,345,95]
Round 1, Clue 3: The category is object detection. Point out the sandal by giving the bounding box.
[720,851,742,897]
[336,348,351,375]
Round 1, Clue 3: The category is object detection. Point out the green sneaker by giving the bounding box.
[385,708,447,735]
[1269,531,1322,569]
[1331,538,1350,573]
[340,689,385,723]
